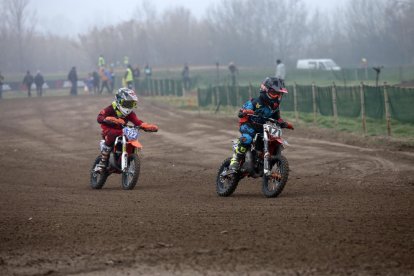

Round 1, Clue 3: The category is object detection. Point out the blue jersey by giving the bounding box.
[239,92,282,129]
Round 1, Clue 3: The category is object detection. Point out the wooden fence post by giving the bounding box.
[197,88,201,115]
[236,84,240,107]
[312,82,317,124]
[173,80,177,97]
[226,83,230,107]
[332,82,338,128]
[360,82,367,135]
[293,82,299,122]
[383,82,392,137]
[213,86,218,107]
[150,79,153,96]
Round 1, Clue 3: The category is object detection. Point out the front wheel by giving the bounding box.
[90,156,109,189]
[262,155,289,198]
[121,154,141,190]
[216,157,240,197]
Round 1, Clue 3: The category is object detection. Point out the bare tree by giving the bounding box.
[1,0,36,71]
[385,0,414,64]
[206,0,308,66]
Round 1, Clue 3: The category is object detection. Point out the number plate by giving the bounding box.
[123,128,139,140]
[267,125,281,138]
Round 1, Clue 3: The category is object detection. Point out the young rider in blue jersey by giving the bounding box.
[229,77,294,173]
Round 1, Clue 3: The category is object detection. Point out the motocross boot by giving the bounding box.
[97,143,112,172]
[228,143,247,173]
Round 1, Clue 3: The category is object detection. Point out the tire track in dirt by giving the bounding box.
[0,96,413,275]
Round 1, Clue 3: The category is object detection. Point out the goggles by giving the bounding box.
[268,89,283,98]
[121,99,137,108]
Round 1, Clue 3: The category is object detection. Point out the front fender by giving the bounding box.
[128,140,142,149]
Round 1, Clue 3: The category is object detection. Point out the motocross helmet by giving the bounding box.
[261,77,288,100]
[115,88,138,116]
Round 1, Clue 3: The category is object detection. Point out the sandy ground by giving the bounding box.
[0,95,413,276]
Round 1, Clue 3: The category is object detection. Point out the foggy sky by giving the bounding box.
[31,0,347,37]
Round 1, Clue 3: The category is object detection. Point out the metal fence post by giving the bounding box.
[383,82,392,137]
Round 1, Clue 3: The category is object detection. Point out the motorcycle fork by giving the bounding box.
[263,129,271,176]
[121,135,128,172]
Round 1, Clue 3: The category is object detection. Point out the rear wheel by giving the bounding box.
[90,156,109,189]
[121,154,140,190]
[216,157,240,197]
[262,155,289,198]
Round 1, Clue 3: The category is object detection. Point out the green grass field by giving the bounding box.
[148,95,414,145]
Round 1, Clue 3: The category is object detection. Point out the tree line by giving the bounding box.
[0,0,413,74]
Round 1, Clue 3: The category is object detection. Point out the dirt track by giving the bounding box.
[0,95,413,276]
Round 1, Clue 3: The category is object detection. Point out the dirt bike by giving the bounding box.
[216,115,290,198]
[90,125,151,190]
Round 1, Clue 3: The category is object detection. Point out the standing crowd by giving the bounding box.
[0,55,287,99]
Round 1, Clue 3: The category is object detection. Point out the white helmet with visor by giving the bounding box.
[115,88,138,116]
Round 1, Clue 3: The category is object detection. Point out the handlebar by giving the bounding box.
[123,124,140,129]
[247,114,279,125]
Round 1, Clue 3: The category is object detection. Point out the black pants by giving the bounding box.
[70,82,77,95]
[100,80,111,94]
[27,84,33,97]
[36,85,43,97]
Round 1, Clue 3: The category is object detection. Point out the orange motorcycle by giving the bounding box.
[90,124,154,190]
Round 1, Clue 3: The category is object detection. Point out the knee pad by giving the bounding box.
[239,133,253,147]
[99,140,112,153]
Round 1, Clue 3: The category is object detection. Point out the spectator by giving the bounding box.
[275,59,286,83]
[34,70,45,97]
[0,71,4,99]
[144,63,152,78]
[99,66,111,94]
[124,64,134,89]
[133,65,140,93]
[98,54,105,67]
[85,73,94,94]
[144,63,152,92]
[228,62,238,86]
[110,68,116,93]
[22,70,34,97]
[92,70,100,94]
[182,63,191,91]
[68,66,78,96]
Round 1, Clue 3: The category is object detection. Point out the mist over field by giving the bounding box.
[0,0,413,73]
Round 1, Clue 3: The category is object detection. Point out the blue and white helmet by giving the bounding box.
[115,88,138,116]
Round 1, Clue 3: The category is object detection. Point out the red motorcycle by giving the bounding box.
[216,115,291,197]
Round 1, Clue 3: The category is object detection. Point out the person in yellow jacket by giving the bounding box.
[98,54,105,67]
[124,64,134,89]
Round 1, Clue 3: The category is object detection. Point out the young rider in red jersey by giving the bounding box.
[96,87,158,170]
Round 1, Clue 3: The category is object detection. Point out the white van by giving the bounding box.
[296,59,341,71]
